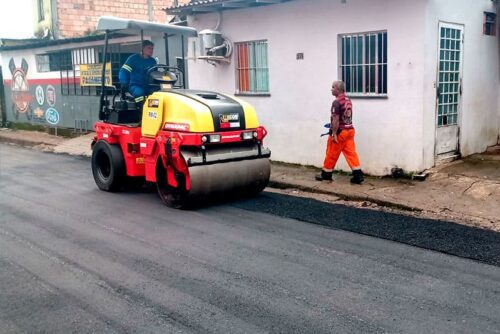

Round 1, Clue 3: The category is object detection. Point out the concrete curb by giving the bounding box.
[0,136,60,149]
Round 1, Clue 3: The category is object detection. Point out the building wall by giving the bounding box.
[34,0,191,39]
[1,36,133,128]
[186,0,428,175]
[1,43,102,128]
[498,2,500,145]
[1,31,190,129]
[423,0,500,159]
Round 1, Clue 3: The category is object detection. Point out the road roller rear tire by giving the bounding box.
[156,162,188,209]
[91,141,125,192]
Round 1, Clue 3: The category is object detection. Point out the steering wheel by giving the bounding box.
[147,65,179,86]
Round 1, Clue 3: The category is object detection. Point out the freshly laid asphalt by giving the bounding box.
[232,192,500,267]
[0,128,499,267]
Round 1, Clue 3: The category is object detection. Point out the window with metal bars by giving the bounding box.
[35,50,72,73]
[339,31,387,96]
[57,45,129,96]
[437,26,462,126]
[235,40,270,95]
[484,12,496,36]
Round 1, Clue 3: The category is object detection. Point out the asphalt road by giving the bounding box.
[1,143,500,333]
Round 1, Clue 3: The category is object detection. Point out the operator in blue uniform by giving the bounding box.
[119,40,157,104]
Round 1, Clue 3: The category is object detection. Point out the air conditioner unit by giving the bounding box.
[198,29,232,63]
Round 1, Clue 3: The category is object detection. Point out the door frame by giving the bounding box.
[434,21,465,161]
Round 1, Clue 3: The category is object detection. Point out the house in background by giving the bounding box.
[0,28,192,129]
[0,1,192,128]
[167,0,499,176]
[33,0,190,38]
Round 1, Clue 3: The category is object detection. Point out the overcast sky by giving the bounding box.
[0,0,35,39]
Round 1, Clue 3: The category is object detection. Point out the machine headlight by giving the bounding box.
[242,132,254,140]
[209,134,221,143]
[201,134,221,143]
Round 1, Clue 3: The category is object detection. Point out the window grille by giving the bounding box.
[235,40,270,95]
[35,55,50,72]
[437,26,462,126]
[60,47,99,96]
[484,12,497,36]
[339,31,387,96]
[35,51,72,72]
[59,45,125,96]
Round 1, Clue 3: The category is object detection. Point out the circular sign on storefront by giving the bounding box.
[45,107,60,125]
[46,85,56,106]
[35,85,45,105]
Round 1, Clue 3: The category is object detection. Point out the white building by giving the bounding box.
[168,0,500,176]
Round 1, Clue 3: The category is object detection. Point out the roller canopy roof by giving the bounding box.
[96,16,198,37]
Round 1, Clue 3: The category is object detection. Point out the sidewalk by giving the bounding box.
[1,128,499,231]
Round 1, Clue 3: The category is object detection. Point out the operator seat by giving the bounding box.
[107,91,142,124]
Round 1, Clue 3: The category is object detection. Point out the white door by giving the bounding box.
[435,22,464,160]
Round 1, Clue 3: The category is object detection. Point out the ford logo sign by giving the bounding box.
[45,107,60,125]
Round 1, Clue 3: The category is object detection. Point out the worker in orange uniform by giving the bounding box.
[315,80,364,184]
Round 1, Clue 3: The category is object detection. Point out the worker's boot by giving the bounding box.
[315,170,333,181]
[350,169,364,184]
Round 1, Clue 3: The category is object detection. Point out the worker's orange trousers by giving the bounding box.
[322,128,361,172]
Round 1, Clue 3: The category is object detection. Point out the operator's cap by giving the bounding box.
[142,40,154,48]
